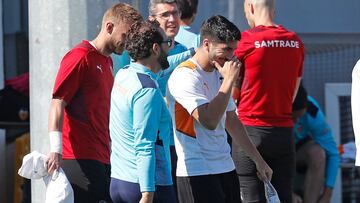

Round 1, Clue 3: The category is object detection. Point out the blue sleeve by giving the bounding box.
[154,103,173,185]
[307,108,340,188]
[132,88,162,192]
[194,34,200,48]
[157,50,192,95]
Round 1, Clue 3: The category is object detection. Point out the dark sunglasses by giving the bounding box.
[161,39,173,48]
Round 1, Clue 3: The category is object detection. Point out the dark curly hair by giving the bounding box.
[125,20,164,61]
[200,15,240,44]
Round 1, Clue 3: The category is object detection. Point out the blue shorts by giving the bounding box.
[110,178,176,203]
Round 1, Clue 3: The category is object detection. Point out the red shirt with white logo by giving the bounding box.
[234,25,304,127]
[52,40,114,164]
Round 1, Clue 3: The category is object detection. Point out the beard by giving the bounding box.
[158,49,169,70]
[112,42,125,55]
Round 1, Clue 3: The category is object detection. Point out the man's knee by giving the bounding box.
[307,144,326,169]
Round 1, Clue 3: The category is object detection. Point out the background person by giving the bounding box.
[148,0,195,96]
[174,0,200,49]
[148,0,196,192]
[292,84,340,203]
[233,0,304,202]
[351,58,360,166]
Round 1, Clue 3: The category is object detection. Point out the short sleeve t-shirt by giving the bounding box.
[167,59,236,177]
[234,25,304,127]
[52,40,114,164]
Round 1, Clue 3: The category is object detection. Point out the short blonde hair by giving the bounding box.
[102,3,142,26]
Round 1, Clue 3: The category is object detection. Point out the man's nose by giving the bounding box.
[168,14,175,22]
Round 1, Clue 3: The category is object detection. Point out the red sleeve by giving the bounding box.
[234,31,252,62]
[52,48,87,104]
[233,31,252,102]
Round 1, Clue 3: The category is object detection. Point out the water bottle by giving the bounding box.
[264,181,281,203]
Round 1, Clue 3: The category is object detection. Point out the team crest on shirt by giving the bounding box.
[96,65,103,73]
[203,82,209,91]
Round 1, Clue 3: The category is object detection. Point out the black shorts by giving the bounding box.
[61,159,112,203]
[236,126,295,203]
[176,170,241,203]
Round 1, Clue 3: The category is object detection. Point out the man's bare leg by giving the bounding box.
[296,140,326,203]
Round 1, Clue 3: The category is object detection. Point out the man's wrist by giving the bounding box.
[49,131,62,154]
[221,77,236,91]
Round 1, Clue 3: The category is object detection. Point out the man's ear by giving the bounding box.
[152,43,160,56]
[105,21,114,34]
[250,3,255,15]
[203,38,210,53]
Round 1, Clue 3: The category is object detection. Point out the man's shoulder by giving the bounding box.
[113,68,156,100]
[119,67,157,90]
[169,60,200,90]
[64,41,95,60]
[170,42,188,55]
[245,25,299,37]
[177,60,197,70]
[275,26,303,43]
[354,58,360,71]
[73,40,95,53]
[177,26,198,38]
[136,72,157,89]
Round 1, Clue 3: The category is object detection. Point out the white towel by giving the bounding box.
[18,151,74,203]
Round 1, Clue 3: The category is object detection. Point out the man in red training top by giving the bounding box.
[233,0,304,202]
[45,3,142,203]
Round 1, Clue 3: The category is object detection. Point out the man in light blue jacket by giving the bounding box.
[292,84,340,203]
[109,20,175,203]
[174,0,200,49]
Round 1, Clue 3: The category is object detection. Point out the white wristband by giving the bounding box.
[49,131,62,154]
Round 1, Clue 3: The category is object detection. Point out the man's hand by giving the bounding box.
[46,152,61,174]
[255,158,273,182]
[318,187,332,203]
[140,192,154,203]
[292,192,303,203]
[213,60,241,84]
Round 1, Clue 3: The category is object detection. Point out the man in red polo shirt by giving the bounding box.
[45,3,142,203]
[233,0,304,202]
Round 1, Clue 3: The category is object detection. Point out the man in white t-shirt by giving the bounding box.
[352,58,360,166]
[167,15,273,203]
